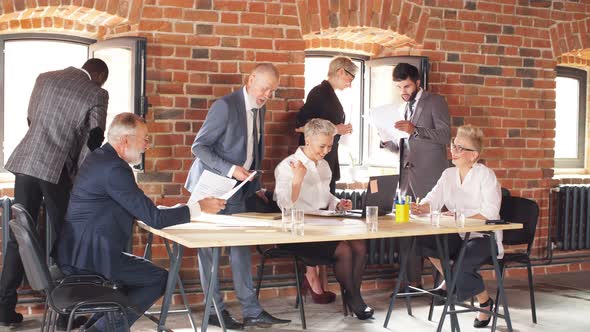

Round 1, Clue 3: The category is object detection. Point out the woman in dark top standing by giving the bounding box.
[293,56,359,305]
[296,56,358,194]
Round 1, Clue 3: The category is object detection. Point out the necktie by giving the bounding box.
[404,99,416,121]
[250,108,259,170]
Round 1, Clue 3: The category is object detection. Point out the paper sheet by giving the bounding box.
[305,219,366,226]
[367,103,409,141]
[305,210,348,217]
[220,171,257,200]
[189,170,257,202]
[187,213,274,227]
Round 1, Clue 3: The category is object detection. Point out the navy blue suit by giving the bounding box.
[56,143,190,331]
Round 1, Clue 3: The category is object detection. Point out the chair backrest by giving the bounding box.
[499,196,539,248]
[11,204,39,237]
[8,216,53,292]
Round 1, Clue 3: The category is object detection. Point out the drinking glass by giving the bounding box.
[292,209,305,236]
[281,207,292,232]
[430,204,441,227]
[366,206,379,232]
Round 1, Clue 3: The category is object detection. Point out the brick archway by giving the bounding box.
[0,1,142,37]
[550,18,590,60]
[296,0,429,55]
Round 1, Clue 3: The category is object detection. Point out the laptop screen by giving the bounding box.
[364,175,399,216]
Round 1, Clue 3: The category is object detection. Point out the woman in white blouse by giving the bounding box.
[274,119,373,320]
[411,125,501,328]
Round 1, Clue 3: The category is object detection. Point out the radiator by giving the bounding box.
[335,190,398,265]
[551,185,590,250]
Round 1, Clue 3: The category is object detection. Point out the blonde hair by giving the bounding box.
[327,56,358,78]
[457,125,484,153]
[303,118,336,139]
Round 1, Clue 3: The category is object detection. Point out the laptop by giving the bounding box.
[342,174,399,218]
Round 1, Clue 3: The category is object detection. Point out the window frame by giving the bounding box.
[304,51,369,166]
[555,66,587,169]
[0,33,95,170]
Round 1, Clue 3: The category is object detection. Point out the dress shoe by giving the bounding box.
[473,297,494,328]
[343,292,374,320]
[0,310,23,326]
[243,311,291,328]
[57,315,89,331]
[208,309,244,330]
[428,287,447,306]
[301,277,336,304]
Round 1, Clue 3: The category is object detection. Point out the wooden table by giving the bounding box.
[137,214,521,332]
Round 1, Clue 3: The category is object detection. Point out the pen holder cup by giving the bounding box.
[395,204,410,223]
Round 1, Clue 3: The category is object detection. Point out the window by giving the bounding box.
[555,66,587,168]
[0,34,147,172]
[303,54,429,177]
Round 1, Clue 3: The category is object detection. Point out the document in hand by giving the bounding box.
[367,103,409,142]
[189,170,257,202]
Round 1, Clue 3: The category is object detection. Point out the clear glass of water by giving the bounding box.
[430,204,441,227]
[366,206,379,232]
[455,208,465,228]
[281,207,292,232]
[292,209,305,236]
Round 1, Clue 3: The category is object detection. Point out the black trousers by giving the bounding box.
[0,170,71,311]
[418,234,495,301]
[62,253,168,332]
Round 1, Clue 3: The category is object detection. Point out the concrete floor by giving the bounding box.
[3,271,589,331]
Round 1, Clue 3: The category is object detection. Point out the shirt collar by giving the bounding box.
[243,86,256,111]
[81,68,92,80]
[294,147,314,166]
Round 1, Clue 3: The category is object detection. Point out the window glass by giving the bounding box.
[3,40,87,165]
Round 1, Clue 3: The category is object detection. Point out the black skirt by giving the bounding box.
[277,241,339,266]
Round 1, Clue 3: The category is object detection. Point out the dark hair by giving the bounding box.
[82,58,109,79]
[392,63,420,82]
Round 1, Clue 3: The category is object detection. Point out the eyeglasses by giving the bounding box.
[128,134,150,145]
[451,141,477,153]
[343,68,355,80]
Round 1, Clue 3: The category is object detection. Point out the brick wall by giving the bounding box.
[2,0,590,312]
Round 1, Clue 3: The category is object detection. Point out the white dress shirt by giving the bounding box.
[227,87,261,177]
[274,147,340,211]
[422,163,504,258]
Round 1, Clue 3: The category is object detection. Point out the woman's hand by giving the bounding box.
[336,123,353,135]
[337,199,352,211]
[410,202,429,215]
[290,160,307,183]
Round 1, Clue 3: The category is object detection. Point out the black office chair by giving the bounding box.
[9,205,133,332]
[493,195,539,324]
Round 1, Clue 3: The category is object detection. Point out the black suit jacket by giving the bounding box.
[56,143,190,278]
[295,80,344,181]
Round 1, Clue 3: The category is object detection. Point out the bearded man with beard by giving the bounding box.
[55,113,225,332]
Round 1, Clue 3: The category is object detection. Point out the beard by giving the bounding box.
[125,147,143,165]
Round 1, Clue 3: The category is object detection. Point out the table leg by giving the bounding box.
[437,233,471,332]
[488,233,513,332]
[201,247,226,332]
[158,243,183,332]
[383,237,414,328]
[163,239,197,330]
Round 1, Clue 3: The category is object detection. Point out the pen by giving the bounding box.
[416,197,421,205]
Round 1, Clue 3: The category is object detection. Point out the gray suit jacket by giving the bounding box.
[383,90,450,198]
[185,88,265,211]
[6,67,108,184]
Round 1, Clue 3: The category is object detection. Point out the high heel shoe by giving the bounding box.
[473,297,494,328]
[301,277,335,304]
[343,291,374,320]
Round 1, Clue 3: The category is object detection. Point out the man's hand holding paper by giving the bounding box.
[368,103,410,142]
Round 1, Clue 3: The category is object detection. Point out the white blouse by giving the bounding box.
[423,163,504,258]
[274,147,340,211]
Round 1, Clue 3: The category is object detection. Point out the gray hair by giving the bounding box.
[107,113,146,142]
[252,63,280,79]
[303,118,336,139]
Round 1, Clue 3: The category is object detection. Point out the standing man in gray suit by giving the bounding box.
[382,62,450,288]
[0,59,109,327]
[185,63,290,329]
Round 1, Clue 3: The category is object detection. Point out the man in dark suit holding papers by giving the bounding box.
[56,113,224,332]
[185,63,290,329]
